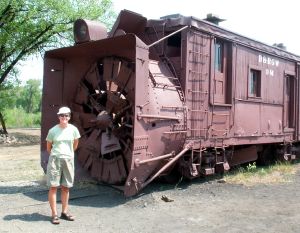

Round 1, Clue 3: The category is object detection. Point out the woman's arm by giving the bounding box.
[73,139,79,151]
[46,141,52,154]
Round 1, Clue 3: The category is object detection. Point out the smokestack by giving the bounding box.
[204,13,225,25]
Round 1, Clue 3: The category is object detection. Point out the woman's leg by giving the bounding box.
[48,187,58,217]
[61,185,69,214]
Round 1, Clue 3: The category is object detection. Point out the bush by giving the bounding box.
[3,107,41,128]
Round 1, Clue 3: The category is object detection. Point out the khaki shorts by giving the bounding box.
[46,156,74,188]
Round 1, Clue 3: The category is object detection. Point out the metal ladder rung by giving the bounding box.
[163,131,187,134]
[189,50,209,56]
[151,73,164,76]
[212,128,228,132]
[213,113,230,116]
[188,41,206,46]
[188,72,208,82]
[190,109,208,112]
[155,83,181,88]
[188,91,208,94]
[187,79,207,83]
[186,99,206,103]
[153,75,179,81]
[189,70,208,75]
[189,119,205,122]
[188,60,206,65]
[189,128,208,131]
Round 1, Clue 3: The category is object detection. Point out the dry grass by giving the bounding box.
[0,129,43,183]
[224,161,300,186]
[0,156,44,182]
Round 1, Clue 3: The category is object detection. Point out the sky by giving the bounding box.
[19,0,300,84]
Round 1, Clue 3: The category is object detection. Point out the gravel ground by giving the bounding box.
[0,129,300,233]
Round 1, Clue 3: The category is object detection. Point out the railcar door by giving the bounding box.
[284,74,295,129]
[213,39,228,104]
[210,39,232,138]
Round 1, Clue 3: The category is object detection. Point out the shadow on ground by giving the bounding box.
[0,175,219,208]
[3,213,49,222]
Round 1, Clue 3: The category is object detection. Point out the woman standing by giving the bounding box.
[46,106,80,224]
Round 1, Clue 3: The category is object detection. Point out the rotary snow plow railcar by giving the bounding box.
[41,11,187,196]
[41,10,300,197]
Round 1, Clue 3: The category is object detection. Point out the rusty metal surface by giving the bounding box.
[74,19,107,44]
[41,9,300,196]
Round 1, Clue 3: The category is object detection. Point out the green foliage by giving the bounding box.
[4,107,41,128]
[16,79,41,113]
[0,85,14,111]
[0,79,41,128]
[0,0,116,129]
[0,79,42,113]
[225,161,297,185]
[246,162,257,172]
[1,79,42,127]
[0,0,116,84]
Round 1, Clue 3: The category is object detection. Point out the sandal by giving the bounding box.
[51,215,60,225]
[60,212,75,221]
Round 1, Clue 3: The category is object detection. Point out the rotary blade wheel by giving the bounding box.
[73,57,135,185]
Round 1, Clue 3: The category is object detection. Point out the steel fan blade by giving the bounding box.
[103,57,121,92]
[106,91,128,114]
[84,64,100,90]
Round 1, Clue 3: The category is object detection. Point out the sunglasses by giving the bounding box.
[58,114,70,118]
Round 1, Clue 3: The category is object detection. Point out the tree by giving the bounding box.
[0,0,116,132]
[0,79,19,134]
[0,0,115,85]
[16,79,41,113]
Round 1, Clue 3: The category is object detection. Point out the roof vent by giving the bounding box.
[273,43,286,50]
[204,13,225,25]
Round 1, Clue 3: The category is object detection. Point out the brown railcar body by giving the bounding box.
[41,10,300,196]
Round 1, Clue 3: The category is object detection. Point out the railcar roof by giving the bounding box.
[146,14,300,62]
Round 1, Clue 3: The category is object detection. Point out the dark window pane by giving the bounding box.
[249,69,261,97]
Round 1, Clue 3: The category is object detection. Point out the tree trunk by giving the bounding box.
[0,111,8,134]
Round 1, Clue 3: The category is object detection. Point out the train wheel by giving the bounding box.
[257,145,275,166]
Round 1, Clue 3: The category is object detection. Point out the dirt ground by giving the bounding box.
[0,128,300,233]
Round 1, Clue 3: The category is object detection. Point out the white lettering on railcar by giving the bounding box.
[266,69,274,76]
[258,54,279,76]
[258,54,279,67]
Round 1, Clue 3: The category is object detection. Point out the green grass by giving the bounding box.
[3,107,41,128]
[224,161,299,185]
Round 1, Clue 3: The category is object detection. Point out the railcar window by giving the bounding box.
[214,41,223,72]
[249,69,261,97]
